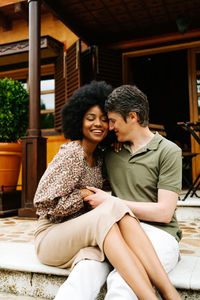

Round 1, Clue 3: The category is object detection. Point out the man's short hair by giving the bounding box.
[105,85,149,126]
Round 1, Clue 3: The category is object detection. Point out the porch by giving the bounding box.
[0,192,200,300]
[1,0,200,215]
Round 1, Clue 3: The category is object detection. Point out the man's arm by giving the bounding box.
[84,186,178,223]
[123,188,178,223]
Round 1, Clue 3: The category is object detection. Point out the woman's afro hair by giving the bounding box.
[62,80,113,140]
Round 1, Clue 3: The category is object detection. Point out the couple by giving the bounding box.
[34,81,182,300]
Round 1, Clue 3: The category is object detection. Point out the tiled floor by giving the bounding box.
[179,219,200,256]
[178,191,200,256]
[0,217,36,244]
[0,209,199,257]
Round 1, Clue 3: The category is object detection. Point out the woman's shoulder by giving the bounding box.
[60,141,83,152]
[52,141,84,165]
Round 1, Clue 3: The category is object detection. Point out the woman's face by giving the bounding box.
[82,105,108,144]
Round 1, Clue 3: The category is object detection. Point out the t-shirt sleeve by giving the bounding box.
[34,144,84,218]
[157,148,182,194]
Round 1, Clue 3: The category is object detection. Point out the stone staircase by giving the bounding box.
[0,198,200,299]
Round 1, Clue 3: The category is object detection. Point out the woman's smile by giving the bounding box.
[82,105,108,144]
[90,129,105,135]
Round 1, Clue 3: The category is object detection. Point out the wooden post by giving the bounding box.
[19,0,46,217]
[28,0,41,138]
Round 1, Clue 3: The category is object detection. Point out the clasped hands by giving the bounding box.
[81,187,111,209]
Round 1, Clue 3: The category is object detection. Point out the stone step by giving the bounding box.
[0,292,48,300]
[177,197,200,207]
[0,201,200,299]
[0,242,200,299]
[0,242,68,299]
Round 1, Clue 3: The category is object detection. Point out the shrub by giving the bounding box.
[0,78,29,142]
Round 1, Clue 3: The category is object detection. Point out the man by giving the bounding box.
[55,85,182,300]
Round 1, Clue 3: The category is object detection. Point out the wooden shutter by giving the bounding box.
[54,49,65,130]
[93,46,122,88]
[81,46,94,85]
[54,40,81,129]
[66,40,81,101]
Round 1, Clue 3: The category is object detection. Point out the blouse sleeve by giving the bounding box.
[34,143,84,218]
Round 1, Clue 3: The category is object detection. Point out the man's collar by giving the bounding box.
[145,132,163,150]
[123,132,163,154]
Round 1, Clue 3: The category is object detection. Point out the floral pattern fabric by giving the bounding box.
[34,141,103,223]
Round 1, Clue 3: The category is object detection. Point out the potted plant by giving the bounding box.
[0,78,29,191]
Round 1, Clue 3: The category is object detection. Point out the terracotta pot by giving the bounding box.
[0,142,22,191]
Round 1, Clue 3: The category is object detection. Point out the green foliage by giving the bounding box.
[40,103,54,129]
[41,112,54,129]
[0,78,29,142]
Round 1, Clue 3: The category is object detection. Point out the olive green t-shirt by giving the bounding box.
[105,132,182,241]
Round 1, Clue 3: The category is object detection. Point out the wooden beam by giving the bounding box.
[0,63,54,79]
[0,0,25,8]
[108,29,200,50]
[0,36,62,57]
[42,0,88,44]
[123,40,200,58]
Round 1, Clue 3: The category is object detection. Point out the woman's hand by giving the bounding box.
[83,186,111,209]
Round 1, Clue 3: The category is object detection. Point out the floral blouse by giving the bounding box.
[34,141,103,223]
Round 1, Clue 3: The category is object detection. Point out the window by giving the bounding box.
[40,76,55,129]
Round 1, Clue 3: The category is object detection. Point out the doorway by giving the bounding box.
[126,50,193,187]
[127,50,190,150]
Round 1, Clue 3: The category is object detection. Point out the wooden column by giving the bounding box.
[19,0,46,217]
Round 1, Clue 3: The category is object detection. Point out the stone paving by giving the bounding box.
[0,217,36,244]
[0,211,199,257]
[178,192,200,257]
[179,219,200,256]
[0,196,200,300]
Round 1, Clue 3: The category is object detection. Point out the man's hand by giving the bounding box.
[80,189,95,198]
[83,186,111,209]
[112,141,123,152]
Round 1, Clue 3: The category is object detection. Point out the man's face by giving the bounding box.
[107,111,131,142]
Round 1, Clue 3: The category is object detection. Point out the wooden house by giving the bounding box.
[1,0,200,215]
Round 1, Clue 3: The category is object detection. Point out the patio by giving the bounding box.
[0,191,199,299]
[0,203,199,257]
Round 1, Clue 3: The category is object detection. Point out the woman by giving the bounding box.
[34,81,181,300]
